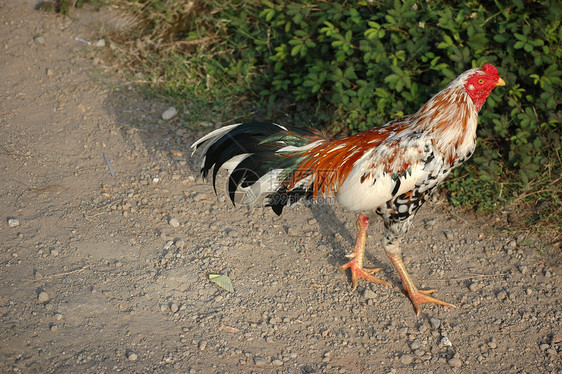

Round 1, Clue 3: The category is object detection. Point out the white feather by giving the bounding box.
[221,153,250,172]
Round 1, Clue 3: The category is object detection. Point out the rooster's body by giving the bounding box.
[192,64,505,315]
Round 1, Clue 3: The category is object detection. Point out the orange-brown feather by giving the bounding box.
[284,122,411,199]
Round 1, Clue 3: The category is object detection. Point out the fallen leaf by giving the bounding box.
[209,274,234,293]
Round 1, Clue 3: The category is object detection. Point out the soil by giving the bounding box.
[0,2,560,373]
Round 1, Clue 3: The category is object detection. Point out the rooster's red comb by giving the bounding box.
[482,64,499,76]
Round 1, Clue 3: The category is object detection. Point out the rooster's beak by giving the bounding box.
[497,77,506,86]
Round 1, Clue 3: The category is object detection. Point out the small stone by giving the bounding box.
[287,227,299,237]
[175,239,185,249]
[168,217,180,228]
[163,241,174,250]
[400,354,413,365]
[50,324,58,332]
[37,291,50,304]
[253,356,267,367]
[54,313,63,321]
[440,336,453,347]
[272,359,283,366]
[487,338,497,349]
[447,357,462,368]
[429,317,441,329]
[410,340,421,350]
[34,36,46,45]
[198,340,207,351]
[7,218,20,228]
[161,107,178,120]
[307,219,317,225]
[363,289,377,300]
[469,282,481,292]
[50,248,59,256]
[127,352,138,361]
[443,231,454,240]
[414,349,425,357]
[496,290,507,301]
[170,303,179,313]
[94,38,106,47]
[519,265,528,275]
[46,68,53,77]
[507,240,517,248]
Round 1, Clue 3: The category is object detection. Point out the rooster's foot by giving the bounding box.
[406,288,456,316]
[341,259,391,289]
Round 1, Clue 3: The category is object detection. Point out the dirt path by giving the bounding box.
[0,2,560,373]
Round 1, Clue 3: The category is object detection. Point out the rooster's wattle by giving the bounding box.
[192,64,505,315]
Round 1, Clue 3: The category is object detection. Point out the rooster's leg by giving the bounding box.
[386,250,455,316]
[341,214,391,289]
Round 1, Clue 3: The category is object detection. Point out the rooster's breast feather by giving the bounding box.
[336,132,442,211]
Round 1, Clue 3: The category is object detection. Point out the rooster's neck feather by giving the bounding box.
[410,73,478,165]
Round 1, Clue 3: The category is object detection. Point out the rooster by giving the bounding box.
[192,64,505,315]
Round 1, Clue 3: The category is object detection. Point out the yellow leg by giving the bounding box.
[341,214,391,289]
[386,251,455,316]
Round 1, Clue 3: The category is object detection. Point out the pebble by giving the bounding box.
[363,289,377,300]
[443,231,454,240]
[170,303,179,313]
[34,36,46,45]
[54,313,63,321]
[37,291,50,304]
[287,227,300,237]
[50,324,58,332]
[447,357,462,368]
[50,248,59,256]
[429,317,441,329]
[440,336,453,347]
[519,265,528,275]
[161,107,178,120]
[94,38,106,47]
[272,359,283,366]
[198,340,207,351]
[469,282,482,292]
[168,217,180,228]
[7,218,20,228]
[496,290,507,301]
[253,356,267,367]
[127,352,138,361]
[487,338,497,349]
[175,239,185,249]
[400,354,413,365]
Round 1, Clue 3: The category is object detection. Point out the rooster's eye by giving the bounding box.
[478,79,484,84]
